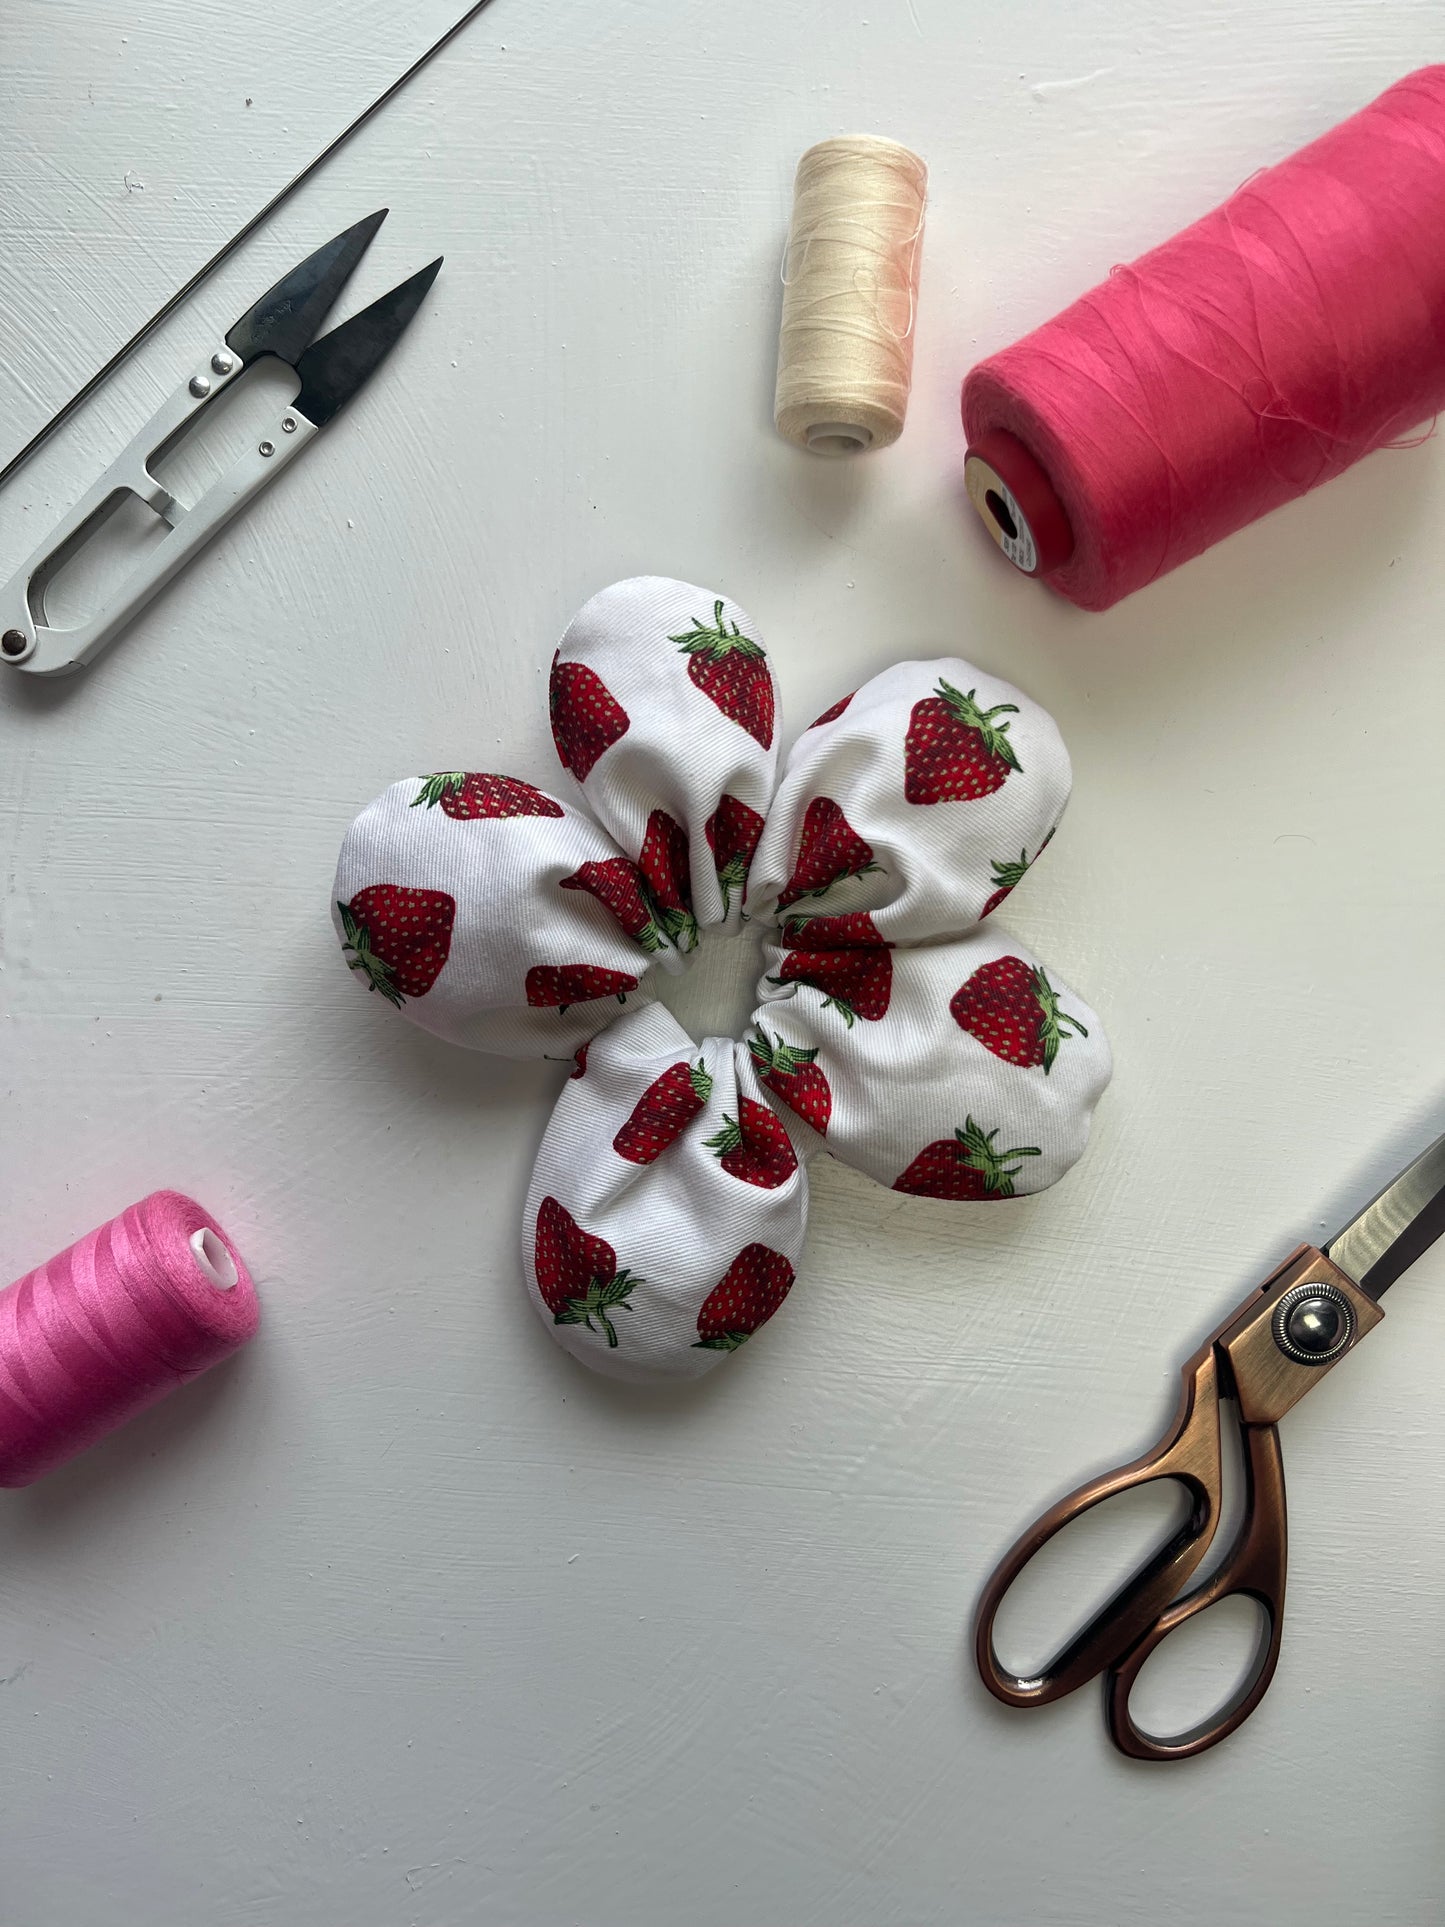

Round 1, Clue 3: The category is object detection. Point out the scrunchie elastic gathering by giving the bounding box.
[334,577,1112,1381]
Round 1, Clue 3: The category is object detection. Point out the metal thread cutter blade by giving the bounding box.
[0,211,441,677]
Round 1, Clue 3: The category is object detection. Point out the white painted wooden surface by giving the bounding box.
[3,4,1445,1922]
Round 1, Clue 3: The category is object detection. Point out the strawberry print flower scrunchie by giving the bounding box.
[334,576,1112,1382]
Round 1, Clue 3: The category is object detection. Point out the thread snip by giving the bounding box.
[775,135,928,455]
[0,1192,259,1487]
[962,65,1445,610]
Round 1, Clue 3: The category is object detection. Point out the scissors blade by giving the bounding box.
[1324,1131,1445,1300]
[290,257,442,427]
[224,209,388,369]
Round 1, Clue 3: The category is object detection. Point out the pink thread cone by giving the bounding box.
[0,1192,258,1487]
[964,66,1445,609]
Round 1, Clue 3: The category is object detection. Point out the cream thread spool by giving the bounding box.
[774,135,928,455]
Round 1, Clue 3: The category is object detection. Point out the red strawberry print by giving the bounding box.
[807,691,855,729]
[748,1030,831,1136]
[411,772,562,819]
[780,909,888,951]
[950,955,1088,1074]
[525,964,639,1012]
[776,798,881,909]
[705,1096,798,1189]
[534,1196,639,1348]
[768,946,892,1027]
[638,808,697,951]
[338,885,456,1008]
[705,793,765,915]
[571,1042,590,1079]
[561,858,666,952]
[550,655,630,780]
[693,1243,796,1352]
[980,850,1031,920]
[893,1117,1042,1200]
[670,601,775,749]
[613,1059,714,1164]
[904,679,1022,804]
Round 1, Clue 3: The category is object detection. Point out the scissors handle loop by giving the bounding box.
[1105,1418,1287,1760]
[975,1249,1379,1760]
[974,1341,1229,1709]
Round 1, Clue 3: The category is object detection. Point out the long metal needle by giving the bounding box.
[0,0,498,494]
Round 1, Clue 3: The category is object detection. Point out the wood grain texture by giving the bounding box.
[3,2,1445,1922]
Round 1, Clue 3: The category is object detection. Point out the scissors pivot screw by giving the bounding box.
[1273,1281,1355,1365]
[188,374,212,399]
[2,629,29,658]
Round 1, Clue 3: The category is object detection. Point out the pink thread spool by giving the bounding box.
[0,1192,259,1486]
[962,66,1445,611]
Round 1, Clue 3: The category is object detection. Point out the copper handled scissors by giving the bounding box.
[975,1131,1445,1762]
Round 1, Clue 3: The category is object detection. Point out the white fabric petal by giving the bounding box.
[524,1005,809,1382]
[334,775,656,1058]
[552,577,780,937]
[749,658,1070,941]
[754,924,1111,1196]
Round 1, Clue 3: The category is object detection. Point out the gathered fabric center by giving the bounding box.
[654,920,769,1046]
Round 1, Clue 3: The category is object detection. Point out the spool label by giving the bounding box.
[965,456,1038,575]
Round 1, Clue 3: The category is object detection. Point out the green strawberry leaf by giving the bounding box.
[1029,966,1089,1074]
[411,772,467,809]
[557,1270,639,1348]
[955,1117,1042,1194]
[337,901,404,1008]
[628,912,668,954]
[692,1331,750,1352]
[799,861,881,902]
[936,679,1023,773]
[669,600,766,663]
[659,905,700,952]
[752,1028,820,1074]
[772,1040,819,1074]
[689,1062,714,1103]
[596,1270,638,1308]
[716,853,748,914]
